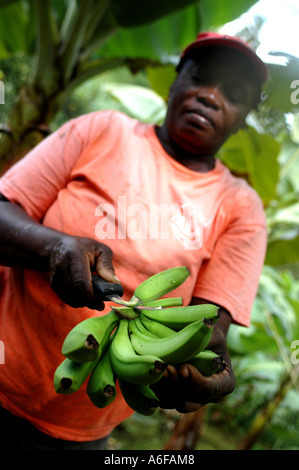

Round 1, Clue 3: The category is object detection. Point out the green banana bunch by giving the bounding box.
[54,265,227,416]
[141,303,220,330]
[187,350,226,377]
[86,342,117,408]
[54,357,98,394]
[118,378,159,416]
[132,266,190,304]
[129,316,219,365]
[109,319,168,385]
[61,310,119,363]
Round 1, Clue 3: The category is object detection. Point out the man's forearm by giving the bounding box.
[0,199,65,271]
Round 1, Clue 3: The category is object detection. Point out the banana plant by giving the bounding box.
[0,0,259,169]
[0,0,201,166]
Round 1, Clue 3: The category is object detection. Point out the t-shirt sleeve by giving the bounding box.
[0,111,114,221]
[193,186,267,327]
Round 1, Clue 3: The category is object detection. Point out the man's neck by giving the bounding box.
[155,126,216,173]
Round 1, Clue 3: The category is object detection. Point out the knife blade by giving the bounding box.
[91,275,163,310]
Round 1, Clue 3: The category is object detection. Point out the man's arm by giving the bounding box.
[0,195,119,310]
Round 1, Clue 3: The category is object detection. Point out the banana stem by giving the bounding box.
[236,373,294,450]
[111,306,140,320]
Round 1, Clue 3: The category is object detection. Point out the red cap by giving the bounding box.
[178,31,269,83]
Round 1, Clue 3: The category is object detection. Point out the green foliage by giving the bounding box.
[101,83,166,124]
[0,1,36,57]
[217,126,281,204]
[199,0,258,30]
[263,53,299,113]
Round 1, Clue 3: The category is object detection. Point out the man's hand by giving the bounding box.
[0,198,119,311]
[151,305,236,412]
[0,197,122,311]
[49,234,120,310]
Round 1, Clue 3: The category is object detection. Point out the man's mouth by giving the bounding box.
[186,110,215,129]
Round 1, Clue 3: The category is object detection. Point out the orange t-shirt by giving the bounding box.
[0,110,267,441]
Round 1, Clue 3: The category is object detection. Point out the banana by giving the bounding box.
[131,266,190,304]
[109,319,168,385]
[61,310,119,363]
[118,378,159,416]
[130,317,158,339]
[187,350,226,376]
[145,297,183,308]
[141,303,220,330]
[54,357,97,394]
[140,314,176,338]
[130,316,218,365]
[87,343,117,408]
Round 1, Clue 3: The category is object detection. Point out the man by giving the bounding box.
[0,32,268,449]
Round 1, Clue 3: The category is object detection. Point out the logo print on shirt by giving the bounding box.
[170,202,210,250]
[95,198,210,251]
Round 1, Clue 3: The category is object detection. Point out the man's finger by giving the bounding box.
[95,246,120,284]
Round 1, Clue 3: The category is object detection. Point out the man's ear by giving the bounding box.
[232,118,247,134]
[167,85,173,102]
[167,80,177,101]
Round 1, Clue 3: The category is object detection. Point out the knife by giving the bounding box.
[91,275,163,311]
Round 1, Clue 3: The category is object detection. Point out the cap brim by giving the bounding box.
[179,37,268,83]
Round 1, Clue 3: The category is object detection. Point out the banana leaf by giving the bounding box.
[217,126,280,204]
[263,52,299,113]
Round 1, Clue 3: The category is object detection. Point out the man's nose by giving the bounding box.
[196,85,221,110]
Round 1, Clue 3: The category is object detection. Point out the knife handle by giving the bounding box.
[92,274,124,301]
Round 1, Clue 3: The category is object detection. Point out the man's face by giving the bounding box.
[164,48,260,156]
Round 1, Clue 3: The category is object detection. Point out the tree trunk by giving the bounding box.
[163,407,206,450]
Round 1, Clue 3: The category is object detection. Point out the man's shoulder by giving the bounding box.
[217,160,265,222]
[62,110,143,146]
[219,160,261,199]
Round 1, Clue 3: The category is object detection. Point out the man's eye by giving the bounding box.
[225,88,247,105]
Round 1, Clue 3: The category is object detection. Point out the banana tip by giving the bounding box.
[154,360,168,372]
[203,317,215,328]
[103,384,116,398]
[60,378,72,390]
[85,334,100,349]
